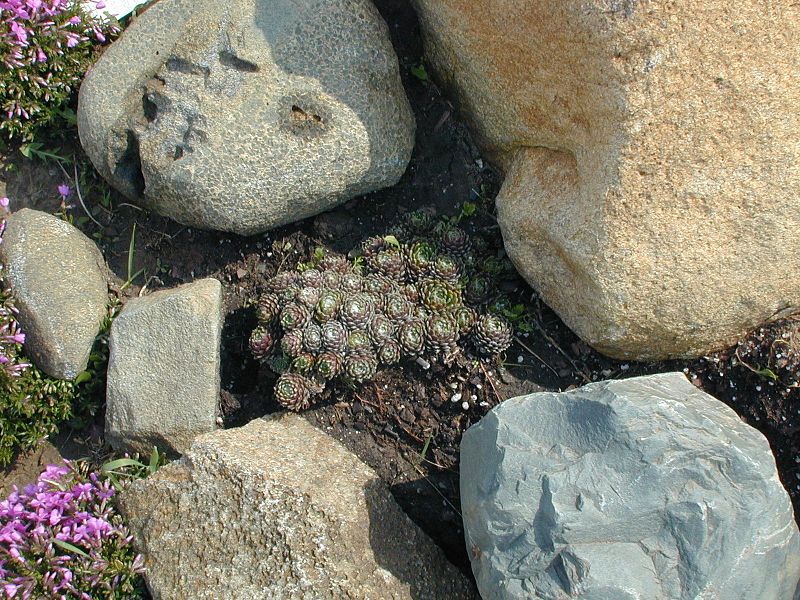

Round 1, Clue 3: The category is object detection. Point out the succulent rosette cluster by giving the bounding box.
[251,210,514,411]
[0,462,146,599]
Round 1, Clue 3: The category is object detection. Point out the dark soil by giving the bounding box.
[1,0,798,584]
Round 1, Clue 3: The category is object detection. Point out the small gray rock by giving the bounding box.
[78,0,415,235]
[461,372,800,600]
[105,278,222,455]
[119,415,476,599]
[0,209,108,380]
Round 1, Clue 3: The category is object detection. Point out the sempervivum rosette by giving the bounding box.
[249,326,276,359]
[274,372,311,411]
[257,292,281,324]
[299,268,323,288]
[321,270,342,289]
[377,340,402,365]
[320,254,350,274]
[452,305,478,336]
[265,271,298,294]
[431,254,462,284]
[316,351,343,380]
[368,249,406,281]
[406,240,437,280]
[464,274,494,306]
[438,225,472,257]
[362,275,394,296]
[386,223,411,244]
[383,293,413,322]
[361,236,390,260]
[315,290,342,322]
[296,286,322,309]
[301,323,323,353]
[340,294,375,330]
[340,272,363,294]
[403,209,434,235]
[321,321,347,353]
[280,302,311,331]
[369,315,396,346]
[472,314,513,356]
[344,350,378,383]
[418,279,461,312]
[425,312,459,358]
[397,318,426,356]
[346,329,372,354]
[280,329,304,357]
[291,352,316,375]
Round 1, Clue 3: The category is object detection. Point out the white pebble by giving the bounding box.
[450,392,462,403]
[461,401,470,410]
[470,394,478,401]
[517,355,524,363]
[620,364,630,371]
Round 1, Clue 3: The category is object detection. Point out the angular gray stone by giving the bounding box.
[0,209,108,380]
[106,278,222,455]
[118,415,476,599]
[461,372,800,600]
[78,0,415,235]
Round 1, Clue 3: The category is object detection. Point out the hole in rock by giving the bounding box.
[218,50,259,73]
[166,57,210,78]
[291,105,323,123]
[142,94,158,122]
[114,130,145,197]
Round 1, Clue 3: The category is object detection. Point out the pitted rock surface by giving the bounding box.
[119,415,477,599]
[411,0,800,359]
[105,278,222,455]
[78,0,415,235]
[460,372,800,600]
[0,209,108,380]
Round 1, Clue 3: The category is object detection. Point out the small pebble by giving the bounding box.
[517,355,524,363]
[450,392,462,403]
[461,401,470,410]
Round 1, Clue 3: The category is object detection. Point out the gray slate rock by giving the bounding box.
[0,209,108,380]
[461,372,800,600]
[118,415,476,599]
[105,278,222,455]
[78,0,415,235]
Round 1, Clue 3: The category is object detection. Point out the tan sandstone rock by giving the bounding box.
[118,415,476,599]
[411,0,800,359]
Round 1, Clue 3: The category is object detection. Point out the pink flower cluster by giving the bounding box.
[0,0,117,129]
[0,463,145,599]
[0,198,28,380]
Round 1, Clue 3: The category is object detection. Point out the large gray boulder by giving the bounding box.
[0,209,108,380]
[106,278,222,455]
[461,372,800,600]
[119,415,476,599]
[78,0,415,235]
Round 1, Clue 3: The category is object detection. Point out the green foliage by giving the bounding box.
[0,0,119,143]
[0,299,118,466]
[0,365,73,466]
[410,63,429,82]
